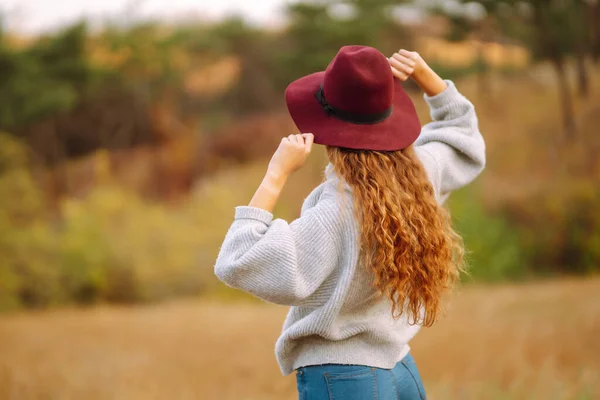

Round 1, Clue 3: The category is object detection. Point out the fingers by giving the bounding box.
[272,134,313,175]
[391,69,406,81]
[389,49,422,81]
[399,49,419,61]
[284,134,310,147]
[390,65,409,81]
[302,133,314,153]
[283,133,313,152]
[391,53,416,68]
[390,57,413,75]
[389,52,415,78]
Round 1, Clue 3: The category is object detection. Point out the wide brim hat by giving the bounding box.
[285,45,421,151]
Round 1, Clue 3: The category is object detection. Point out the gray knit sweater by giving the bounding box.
[214,81,485,375]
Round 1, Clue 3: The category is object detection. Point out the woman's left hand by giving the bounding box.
[267,133,314,177]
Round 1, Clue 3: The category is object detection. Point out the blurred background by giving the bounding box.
[0,0,598,399]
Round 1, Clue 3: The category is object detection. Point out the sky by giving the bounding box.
[0,0,295,33]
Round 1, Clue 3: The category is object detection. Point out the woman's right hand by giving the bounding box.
[389,49,426,82]
[389,49,448,97]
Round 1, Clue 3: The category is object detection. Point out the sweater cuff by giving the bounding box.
[423,80,460,109]
[234,206,274,224]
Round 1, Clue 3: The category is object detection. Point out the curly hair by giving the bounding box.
[327,145,464,327]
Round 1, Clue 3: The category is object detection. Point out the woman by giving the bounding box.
[215,45,485,399]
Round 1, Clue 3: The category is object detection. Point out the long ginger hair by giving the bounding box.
[327,145,464,327]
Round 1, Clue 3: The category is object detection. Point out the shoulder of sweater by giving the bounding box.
[320,179,353,205]
[301,181,354,236]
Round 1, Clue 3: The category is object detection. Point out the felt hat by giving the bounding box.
[285,45,421,151]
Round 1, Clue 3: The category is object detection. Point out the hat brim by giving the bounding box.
[285,72,421,151]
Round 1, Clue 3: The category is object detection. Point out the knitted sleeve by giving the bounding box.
[214,200,340,306]
[414,80,486,203]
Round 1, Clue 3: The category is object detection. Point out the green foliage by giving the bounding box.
[275,0,412,88]
[0,133,59,310]
[0,1,597,310]
[450,179,600,282]
[505,182,600,276]
[98,21,192,92]
[0,23,92,130]
[58,184,206,303]
[468,0,591,60]
[426,61,483,82]
[0,136,214,311]
[213,18,281,114]
[449,186,527,282]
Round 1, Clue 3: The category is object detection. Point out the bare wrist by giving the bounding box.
[263,169,288,190]
[248,169,288,211]
[412,65,447,97]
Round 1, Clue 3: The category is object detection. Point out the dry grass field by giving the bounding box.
[0,278,599,400]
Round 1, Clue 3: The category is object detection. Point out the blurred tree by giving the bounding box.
[98,21,191,96]
[572,0,592,98]
[277,0,413,88]
[0,133,59,310]
[463,0,594,136]
[211,17,280,115]
[0,23,90,132]
[0,21,200,170]
[431,3,497,99]
[586,0,600,63]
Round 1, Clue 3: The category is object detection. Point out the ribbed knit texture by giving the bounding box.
[215,80,486,375]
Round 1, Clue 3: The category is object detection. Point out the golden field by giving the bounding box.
[0,277,598,400]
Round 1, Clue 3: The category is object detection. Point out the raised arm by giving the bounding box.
[390,50,486,203]
[214,131,342,305]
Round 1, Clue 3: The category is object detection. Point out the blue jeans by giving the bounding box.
[295,353,426,400]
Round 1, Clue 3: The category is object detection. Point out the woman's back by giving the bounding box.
[215,80,484,375]
[214,45,485,398]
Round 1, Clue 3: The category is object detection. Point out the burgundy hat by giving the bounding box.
[285,45,421,151]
